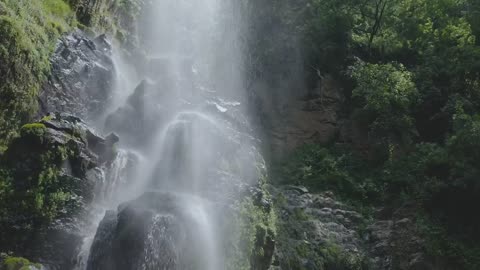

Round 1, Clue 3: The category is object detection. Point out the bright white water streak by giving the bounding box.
[75,0,247,269]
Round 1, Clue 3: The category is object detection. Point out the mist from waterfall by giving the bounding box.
[75,1,257,269]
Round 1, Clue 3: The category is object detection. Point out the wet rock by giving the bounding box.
[87,192,211,270]
[0,113,120,269]
[38,30,115,121]
[104,79,174,146]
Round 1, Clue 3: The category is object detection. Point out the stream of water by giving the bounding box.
[75,1,255,269]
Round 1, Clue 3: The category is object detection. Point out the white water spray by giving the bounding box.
[76,1,254,269]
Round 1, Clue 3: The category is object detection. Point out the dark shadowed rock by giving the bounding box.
[38,31,115,121]
[0,113,119,270]
[104,78,187,147]
[87,192,210,270]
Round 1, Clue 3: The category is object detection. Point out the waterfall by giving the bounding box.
[75,1,258,269]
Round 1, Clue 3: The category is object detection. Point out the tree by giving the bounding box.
[351,61,418,145]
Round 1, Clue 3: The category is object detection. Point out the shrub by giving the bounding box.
[351,61,418,147]
[278,144,384,206]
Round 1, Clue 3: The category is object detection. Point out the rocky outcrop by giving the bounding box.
[39,31,115,121]
[271,186,368,270]
[272,186,451,270]
[365,206,450,270]
[94,60,276,269]
[104,79,171,147]
[0,113,119,269]
[87,192,213,270]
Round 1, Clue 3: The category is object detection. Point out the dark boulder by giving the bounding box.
[104,79,178,147]
[38,31,115,121]
[0,113,119,269]
[87,192,213,270]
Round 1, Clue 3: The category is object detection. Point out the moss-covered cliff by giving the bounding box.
[0,0,76,149]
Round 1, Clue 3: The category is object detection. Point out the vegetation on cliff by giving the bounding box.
[254,0,480,268]
[0,254,42,270]
[1,117,85,228]
[0,0,75,149]
[0,0,143,151]
[0,0,479,268]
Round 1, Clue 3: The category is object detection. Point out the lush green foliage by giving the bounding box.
[0,121,82,227]
[279,138,480,268]
[0,0,75,149]
[261,0,480,267]
[278,144,382,206]
[418,214,480,269]
[351,61,418,146]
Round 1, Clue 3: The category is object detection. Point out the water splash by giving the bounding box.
[76,0,253,269]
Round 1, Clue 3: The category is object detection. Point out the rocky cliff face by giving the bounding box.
[271,186,448,270]
[0,1,146,264]
[269,75,344,160]
[39,31,115,121]
[0,112,119,269]
[271,186,367,269]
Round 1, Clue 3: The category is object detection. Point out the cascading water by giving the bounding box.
[75,0,263,269]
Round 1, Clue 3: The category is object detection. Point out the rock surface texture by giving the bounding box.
[259,75,345,161]
[272,186,443,270]
[272,186,368,270]
[39,31,114,121]
[88,192,212,270]
[0,113,119,270]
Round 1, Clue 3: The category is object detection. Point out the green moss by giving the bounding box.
[0,0,75,148]
[0,124,82,224]
[2,256,41,270]
[225,182,277,270]
[19,123,47,139]
[21,123,46,130]
[41,115,53,122]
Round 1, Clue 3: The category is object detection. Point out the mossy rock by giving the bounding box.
[1,256,42,270]
[224,183,277,270]
[0,114,114,224]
